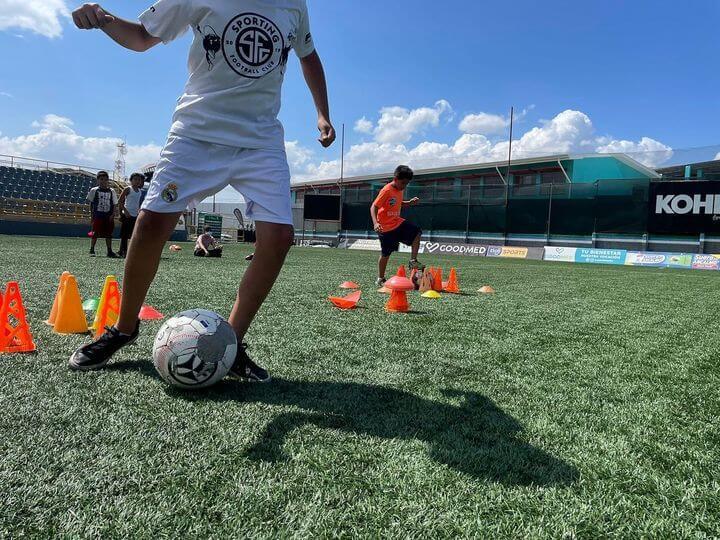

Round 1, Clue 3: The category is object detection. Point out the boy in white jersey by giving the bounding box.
[69,1,336,381]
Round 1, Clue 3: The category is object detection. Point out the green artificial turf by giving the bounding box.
[0,235,718,538]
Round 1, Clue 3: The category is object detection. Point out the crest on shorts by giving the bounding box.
[161,183,178,203]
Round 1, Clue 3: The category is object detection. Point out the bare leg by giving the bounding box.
[105,237,113,254]
[378,255,390,280]
[90,237,97,251]
[115,210,181,334]
[228,222,294,342]
[411,232,422,260]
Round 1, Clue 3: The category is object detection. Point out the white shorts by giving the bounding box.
[142,134,293,225]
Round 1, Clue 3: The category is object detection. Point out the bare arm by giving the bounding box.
[72,4,161,52]
[299,51,336,148]
[118,187,129,216]
[370,205,382,232]
[403,197,420,206]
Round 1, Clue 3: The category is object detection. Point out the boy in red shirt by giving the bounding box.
[370,165,422,286]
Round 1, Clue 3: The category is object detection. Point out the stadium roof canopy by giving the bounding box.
[291,152,659,189]
[656,159,720,179]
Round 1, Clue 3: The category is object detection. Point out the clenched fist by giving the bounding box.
[72,3,115,29]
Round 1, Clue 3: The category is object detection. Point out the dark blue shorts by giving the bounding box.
[378,221,422,257]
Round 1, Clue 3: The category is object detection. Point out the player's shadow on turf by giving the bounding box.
[193,379,579,487]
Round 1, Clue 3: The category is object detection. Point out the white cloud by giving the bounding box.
[371,100,452,144]
[596,136,673,167]
[715,152,720,161]
[0,91,13,98]
[0,0,70,39]
[288,106,674,183]
[459,112,509,135]
[354,117,374,135]
[0,114,161,173]
[98,125,112,133]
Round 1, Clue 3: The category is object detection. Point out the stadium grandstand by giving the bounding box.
[0,154,125,237]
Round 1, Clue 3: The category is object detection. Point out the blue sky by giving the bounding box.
[0,0,718,188]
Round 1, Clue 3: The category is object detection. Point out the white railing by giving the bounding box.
[0,153,108,176]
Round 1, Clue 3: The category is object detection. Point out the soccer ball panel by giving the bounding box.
[152,310,237,390]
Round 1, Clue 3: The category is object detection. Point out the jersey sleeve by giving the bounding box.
[111,190,119,205]
[86,188,96,203]
[372,186,391,209]
[139,0,192,44]
[293,2,315,58]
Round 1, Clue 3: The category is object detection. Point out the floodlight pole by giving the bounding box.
[504,107,514,242]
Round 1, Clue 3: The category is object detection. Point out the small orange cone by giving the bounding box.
[339,281,360,290]
[46,271,71,326]
[444,268,460,294]
[91,276,118,331]
[433,268,444,292]
[479,286,495,294]
[384,276,415,313]
[377,286,392,294]
[328,290,362,310]
[139,305,165,320]
[93,278,121,339]
[385,290,409,313]
[53,275,89,334]
[0,282,36,354]
[396,265,406,278]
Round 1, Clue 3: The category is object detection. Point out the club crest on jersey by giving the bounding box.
[222,13,285,79]
[162,183,178,203]
[389,197,397,206]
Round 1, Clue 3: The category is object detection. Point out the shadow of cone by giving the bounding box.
[53,275,88,335]
[328,290,362,310]
[46,272,71,326]
[0,282,36,354]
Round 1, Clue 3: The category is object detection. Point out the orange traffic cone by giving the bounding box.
[444,268,460,294]
[385,290,409,313]
[433,268,444,292]
[384,276,415,313]
[46,271,71,326]
[328,290,361,310]
[53,275,88,334]
[93,278,121,339]
[0,282,36,353]
[91,276,118,331]
[396,265,406,278]
[409,268,417,282]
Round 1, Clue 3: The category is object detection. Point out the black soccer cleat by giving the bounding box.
[408,259,424,271]
[107,251,119,259]
[228,343,271,383]
[68,321,140,371]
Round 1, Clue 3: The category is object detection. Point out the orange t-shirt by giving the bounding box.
[373,182,405,232]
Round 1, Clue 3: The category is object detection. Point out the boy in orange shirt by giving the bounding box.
[370,165,422,286]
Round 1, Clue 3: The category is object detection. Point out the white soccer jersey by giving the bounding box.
[139,0,315,149]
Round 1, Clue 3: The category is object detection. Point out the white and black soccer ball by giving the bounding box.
[152,309,237,390]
